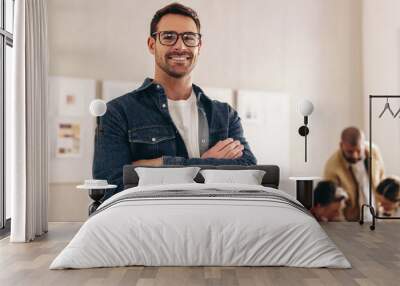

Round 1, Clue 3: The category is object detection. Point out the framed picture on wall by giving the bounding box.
[49,76,96,183]
[58,92,85,117]
[55,120,82,158]
[236,89,290,191]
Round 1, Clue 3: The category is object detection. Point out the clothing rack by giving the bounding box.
[360,95,400,230]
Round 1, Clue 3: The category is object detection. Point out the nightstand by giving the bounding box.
[77,181,117,215]
[289,176,321,210]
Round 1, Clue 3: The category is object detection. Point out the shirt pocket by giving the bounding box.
[128,125,176,158]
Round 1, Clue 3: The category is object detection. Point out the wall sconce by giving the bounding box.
[298,99,314,162]
[89,99,107,137]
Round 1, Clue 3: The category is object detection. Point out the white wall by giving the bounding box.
[362,0,400,177]
[47,0,364,220]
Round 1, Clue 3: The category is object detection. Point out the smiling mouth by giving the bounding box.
[167,55,191,62]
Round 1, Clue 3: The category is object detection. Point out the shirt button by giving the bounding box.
[162,103,166,108]
[156,84,161,89]
[152,137,156,142]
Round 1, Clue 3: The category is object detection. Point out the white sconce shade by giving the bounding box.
[298,99,314,116]
[89,99,107,117]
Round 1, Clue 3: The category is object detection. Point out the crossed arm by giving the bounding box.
[93,104,256,198]
[133,108,257,166]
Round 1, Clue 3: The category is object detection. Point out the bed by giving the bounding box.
[50,165,351,269]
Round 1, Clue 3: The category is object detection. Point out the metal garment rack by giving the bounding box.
[360,95,400,230]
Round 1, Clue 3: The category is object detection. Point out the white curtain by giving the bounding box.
[9,0,49,242]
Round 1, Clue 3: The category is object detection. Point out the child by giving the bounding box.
[311,181,348,221]
[376,177,400,217]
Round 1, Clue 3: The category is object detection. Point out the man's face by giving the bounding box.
[320,201,342,220]
[340,141,365,164]
[148,14,201,79]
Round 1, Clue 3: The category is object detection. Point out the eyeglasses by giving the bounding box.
[152,31,202,47]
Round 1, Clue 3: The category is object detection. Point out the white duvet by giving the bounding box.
[50,183,351,269]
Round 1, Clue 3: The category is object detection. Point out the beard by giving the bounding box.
[155,49,197,78]
[344,153,365,164]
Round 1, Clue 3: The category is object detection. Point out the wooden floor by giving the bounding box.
[0,221,399,286]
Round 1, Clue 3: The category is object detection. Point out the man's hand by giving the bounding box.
[201,138,244,159]
[132,157,163,166]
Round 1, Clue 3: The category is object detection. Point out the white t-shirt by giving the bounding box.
[349,160,373,222]
[167,90,200,158]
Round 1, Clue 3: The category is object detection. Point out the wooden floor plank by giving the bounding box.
[0,221,399,286]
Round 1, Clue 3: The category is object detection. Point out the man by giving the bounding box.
[311,181,348,222]
[93,3,257,200]
[324,127,385,221]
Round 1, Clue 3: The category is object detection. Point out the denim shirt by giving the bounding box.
[93,78,257,200]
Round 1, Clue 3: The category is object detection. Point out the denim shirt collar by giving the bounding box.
[136,77,206,103]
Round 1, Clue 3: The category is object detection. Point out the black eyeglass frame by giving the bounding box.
[151,31,202,47]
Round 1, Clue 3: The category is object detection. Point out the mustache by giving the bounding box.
[347,156,364,164]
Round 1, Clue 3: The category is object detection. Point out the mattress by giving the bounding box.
[50,183,351,269]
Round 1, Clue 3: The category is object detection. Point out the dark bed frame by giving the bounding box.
[123,165,280,189]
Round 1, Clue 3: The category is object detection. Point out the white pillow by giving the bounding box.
[200,169,266,185]
[135,167,200,186]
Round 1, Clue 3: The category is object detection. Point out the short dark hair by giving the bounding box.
[377,177,400,203]
[313,181,345,207]
[341,127,363,146]
[150,2,201,36]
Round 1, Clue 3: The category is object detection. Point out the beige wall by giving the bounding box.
[362,0,400,178]
[47,0,364,221]
[48,183,91,222]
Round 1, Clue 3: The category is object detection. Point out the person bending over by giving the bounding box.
[376,177,400,217]
[311,181,348,222]
[324,127,385,221]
